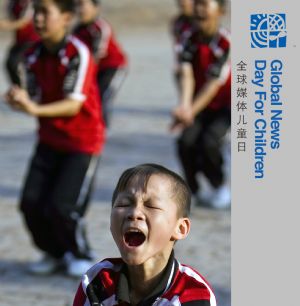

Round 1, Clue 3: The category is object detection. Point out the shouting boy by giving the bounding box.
[73,164,216,305]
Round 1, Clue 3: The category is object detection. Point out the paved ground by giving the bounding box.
[0,2,230,305]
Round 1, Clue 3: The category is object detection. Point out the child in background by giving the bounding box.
[73,164,217,306]
[74,0,128,127]
[170,0,195,89]
[171,0,231,209]
[5,0,105,277]
[0,0,39,86]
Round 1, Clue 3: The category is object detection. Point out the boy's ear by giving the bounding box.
[172,217,191,241]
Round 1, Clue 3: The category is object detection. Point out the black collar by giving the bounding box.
[40,36,68,56]
[116,251,177,305]
[79,17,99,27]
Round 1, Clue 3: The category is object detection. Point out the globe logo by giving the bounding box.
[250,13,287,48]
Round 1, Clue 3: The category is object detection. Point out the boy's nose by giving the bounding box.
[126,206,145,221]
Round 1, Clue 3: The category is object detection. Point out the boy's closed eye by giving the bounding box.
[114,197,163,210]
[144,200,163,210]
[114,200,131,207]
[113,193,134,207]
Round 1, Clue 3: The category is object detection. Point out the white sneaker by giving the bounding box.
[211,185,231,209]
[64,252,94,278]
[28,254,62,275]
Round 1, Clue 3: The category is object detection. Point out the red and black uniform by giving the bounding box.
[170,14,194,86]
[73,252,217,306]
[20,36,105,260]
[5,0,39,85]
[74,17,128,126]
[177,28,231,194]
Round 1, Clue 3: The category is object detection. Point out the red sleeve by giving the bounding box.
[73,283,87,306]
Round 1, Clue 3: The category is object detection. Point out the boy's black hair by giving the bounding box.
[194,0,227,8]
[41,0,76,13]
[112,164,191,217]
[92,0,101,5]
[215,0,226,7]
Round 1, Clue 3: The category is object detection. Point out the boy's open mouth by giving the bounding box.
[124,229,146,247]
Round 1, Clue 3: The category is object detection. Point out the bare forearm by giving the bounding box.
[33,99,83,117]
[180,63,195,107]
[0,17,31,31]
[191,79,222,116]
[5,86,83,117]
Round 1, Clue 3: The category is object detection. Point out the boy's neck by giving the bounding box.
[81,17,98,26]
[127,251,173,304]
[43,31,67,52]
[198,22,220,41]
[130,276,160,304]
[81,11,99,25]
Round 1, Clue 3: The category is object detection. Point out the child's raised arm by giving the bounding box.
[0,16,31,31]
[5,86,83,117]
[179,62,195,109]
[170,62,195,131]
[191,77,224,116]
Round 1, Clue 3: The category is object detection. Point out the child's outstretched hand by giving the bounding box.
[170,104,194,132]
[0,20,10,31]
[169,117,185,133]
[5,86,37,115]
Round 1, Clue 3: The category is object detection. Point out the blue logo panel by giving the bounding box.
[250,13,287,48]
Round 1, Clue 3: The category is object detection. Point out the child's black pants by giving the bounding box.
[19,142,99,259]
[177,108,230,194]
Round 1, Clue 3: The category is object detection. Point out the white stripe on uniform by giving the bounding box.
[76,155,99,207]
[178,263,217,306]
[68,36,90,101]
[82,260,122,294]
